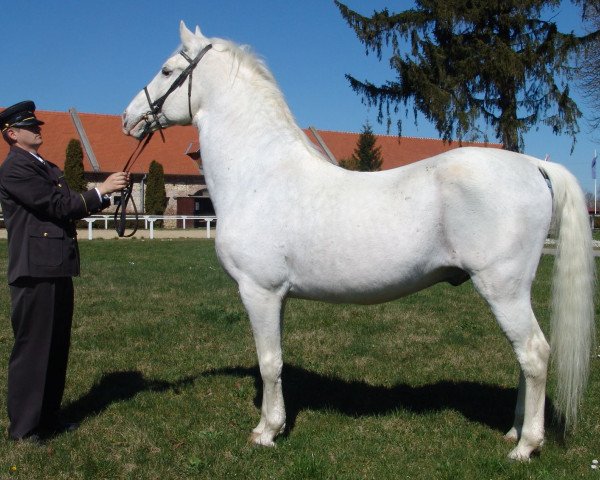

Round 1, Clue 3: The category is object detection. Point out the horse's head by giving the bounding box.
[122,21,213,139]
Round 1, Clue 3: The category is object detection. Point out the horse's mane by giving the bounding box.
[213,38,325,159]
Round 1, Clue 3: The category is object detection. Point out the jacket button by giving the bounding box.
[43,232,48,237]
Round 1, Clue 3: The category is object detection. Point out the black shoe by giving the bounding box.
[9,420,79,443]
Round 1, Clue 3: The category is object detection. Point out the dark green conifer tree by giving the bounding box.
[576,0,600,130]
[145,160,167,216]
[345,122,383,171]
[336,1,598,152]
[64,139,87,192]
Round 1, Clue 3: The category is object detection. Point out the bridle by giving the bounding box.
[141,43,213,139]
[115,43,213,237]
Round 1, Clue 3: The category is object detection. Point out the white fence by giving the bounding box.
[82,215,217,240]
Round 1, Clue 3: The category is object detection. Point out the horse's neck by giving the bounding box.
[197,76,320,215]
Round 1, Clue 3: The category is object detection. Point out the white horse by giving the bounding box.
[123,22,595,461]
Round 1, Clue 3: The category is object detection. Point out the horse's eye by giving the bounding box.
[161,67,172,77]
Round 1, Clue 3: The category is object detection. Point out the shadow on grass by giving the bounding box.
[60,366,560,439]
[206,364,561,439]
[61,370,196,425]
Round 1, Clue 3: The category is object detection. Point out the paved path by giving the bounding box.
[79,228,214,240]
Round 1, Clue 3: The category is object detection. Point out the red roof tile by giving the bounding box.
[1,108,500,175]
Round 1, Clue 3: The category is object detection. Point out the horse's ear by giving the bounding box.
[179,20,196,48]
[194,25,206,40]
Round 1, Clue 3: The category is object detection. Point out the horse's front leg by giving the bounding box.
[239,282,286,447]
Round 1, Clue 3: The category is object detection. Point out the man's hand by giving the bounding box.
[97,172,130,195]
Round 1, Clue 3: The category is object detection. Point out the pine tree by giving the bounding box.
[336,1,598,152]
[576,0,600,130]
[145,160,167,216]
[347,122,383,171]
[64,139,87,192]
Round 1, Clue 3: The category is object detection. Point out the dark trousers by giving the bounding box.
[7,277,73,439]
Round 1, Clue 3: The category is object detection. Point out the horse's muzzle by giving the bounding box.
[122,111,149,139]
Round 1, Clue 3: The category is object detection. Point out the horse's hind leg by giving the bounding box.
[472,274,550,461]
[239,282,286,446]
[503,370,526,443]
[491,298,549,460]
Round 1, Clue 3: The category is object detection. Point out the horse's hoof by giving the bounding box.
[507,447,532,462]
[249,431,276,447]
[508,442,542,462]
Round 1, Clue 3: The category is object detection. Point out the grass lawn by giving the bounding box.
[0,239,598,479]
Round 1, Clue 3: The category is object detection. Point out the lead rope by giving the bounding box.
[114,85,165,237]
[114,132,154,237]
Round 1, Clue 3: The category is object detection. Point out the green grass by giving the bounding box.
[0,239,598,479]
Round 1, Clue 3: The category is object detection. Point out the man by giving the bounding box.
[0,100,129,441]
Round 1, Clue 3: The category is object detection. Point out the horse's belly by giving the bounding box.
[288,264,467,305]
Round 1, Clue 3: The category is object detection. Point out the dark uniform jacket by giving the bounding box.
[0,145,109,284]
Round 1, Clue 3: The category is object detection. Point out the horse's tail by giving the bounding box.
[537,160,596,431]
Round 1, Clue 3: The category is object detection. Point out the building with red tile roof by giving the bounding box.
[0,109,201,176]
[0,108,500,218]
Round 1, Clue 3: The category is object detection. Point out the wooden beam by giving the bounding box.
[69,107,100,172]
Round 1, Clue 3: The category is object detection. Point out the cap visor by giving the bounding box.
[12,119,44,127]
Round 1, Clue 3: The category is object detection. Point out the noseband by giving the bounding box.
[115,43,213,237]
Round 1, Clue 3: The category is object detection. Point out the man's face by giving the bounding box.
[7,125,43,152]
